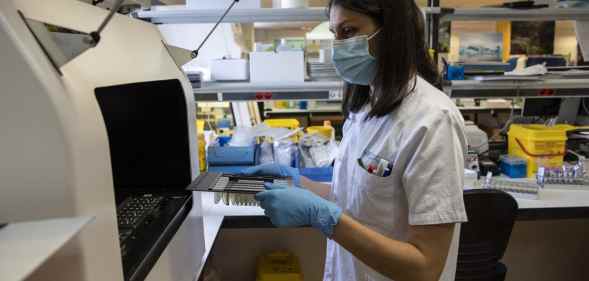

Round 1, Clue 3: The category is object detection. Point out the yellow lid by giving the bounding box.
[264,119,300,129]
[306,126,333,139]
[508,124,571,141]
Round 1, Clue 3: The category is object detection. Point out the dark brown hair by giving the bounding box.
[328,0,440,119]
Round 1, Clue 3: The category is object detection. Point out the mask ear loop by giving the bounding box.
[367,29,382,40]
[333,29,382,46]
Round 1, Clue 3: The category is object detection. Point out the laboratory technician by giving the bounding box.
[245,0,468,280]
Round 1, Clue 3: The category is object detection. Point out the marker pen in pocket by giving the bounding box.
[376,159,390,177]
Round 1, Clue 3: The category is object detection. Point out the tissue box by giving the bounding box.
[187,0,260,9]
[250,51,305,83]
[211,59,249,81]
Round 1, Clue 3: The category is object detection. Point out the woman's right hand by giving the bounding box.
[242,163,301,186]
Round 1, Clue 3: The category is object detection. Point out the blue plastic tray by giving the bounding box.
[207,144,257,166]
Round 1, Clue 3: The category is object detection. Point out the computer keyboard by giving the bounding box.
[115,192,192,281]
[117,194,163,229]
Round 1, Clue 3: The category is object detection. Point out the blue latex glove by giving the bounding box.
[255,183,342,237]
[243,163,301,186]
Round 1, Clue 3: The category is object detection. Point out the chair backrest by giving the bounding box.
[456,189,518,281]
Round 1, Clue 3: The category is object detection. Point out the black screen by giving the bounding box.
[523,98,561,117]
[95,79,192,189]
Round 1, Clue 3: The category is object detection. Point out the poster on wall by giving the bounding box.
[511,21,555,55]
[459,32,503,62]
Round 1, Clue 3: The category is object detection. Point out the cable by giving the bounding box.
[97,0,124,34]
[582,98,589,116]
[192,0,239,59]
[85,0,125,46]
[221,25,232,59]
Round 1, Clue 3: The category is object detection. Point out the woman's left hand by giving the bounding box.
[255,183,342,237]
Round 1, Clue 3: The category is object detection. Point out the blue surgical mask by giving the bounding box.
[331,30,380,85]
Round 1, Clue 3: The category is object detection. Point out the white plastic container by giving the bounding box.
[211,59,249,81]
[187,0,260,9]
[277,0,308,8]
[250,51,305,83]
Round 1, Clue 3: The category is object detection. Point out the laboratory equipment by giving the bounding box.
[0,1,204,280]
[189,172,290,194]
[464,169,479,189]
[308,60,339,81]
[522,98,562,117]
[479,157,501,176]
[500,156,528,178]
[465,151,480,173]
[186,70,203,88]
[96,80,196,281]
[464,122,489,155]
[482,173,540,199]
[188,172,291,206]
[536,163,589,186]
[116,194,190,266]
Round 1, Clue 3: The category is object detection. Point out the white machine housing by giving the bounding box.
[0,0,204,280]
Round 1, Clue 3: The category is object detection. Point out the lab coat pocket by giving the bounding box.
[350,161,397,225]
[353,161,394,196]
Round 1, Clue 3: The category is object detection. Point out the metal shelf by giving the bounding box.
[135,6,328,24]
[194,81,343,101]
[265,107,342,114]
[194,79,589,101]
[424,7,589,21]
[445,79,589,98]
[0,217,93,281]
[458,106,522,111]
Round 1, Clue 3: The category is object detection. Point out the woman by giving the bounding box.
[245,1,468,281]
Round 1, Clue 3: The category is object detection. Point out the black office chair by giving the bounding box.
[456,189,518,281]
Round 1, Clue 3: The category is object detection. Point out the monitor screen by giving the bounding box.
[95,79,192,189]
[523,98,561,117]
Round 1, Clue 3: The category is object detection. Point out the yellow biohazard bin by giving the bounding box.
[264,119,301,142]
[257,251,303,281]
[508,124,573,178]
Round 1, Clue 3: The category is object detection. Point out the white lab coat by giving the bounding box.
[324,76,468,281]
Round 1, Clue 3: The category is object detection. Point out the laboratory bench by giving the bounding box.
[197,185,589,281]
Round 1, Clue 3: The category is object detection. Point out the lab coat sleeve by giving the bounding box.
[401,111,468,226]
